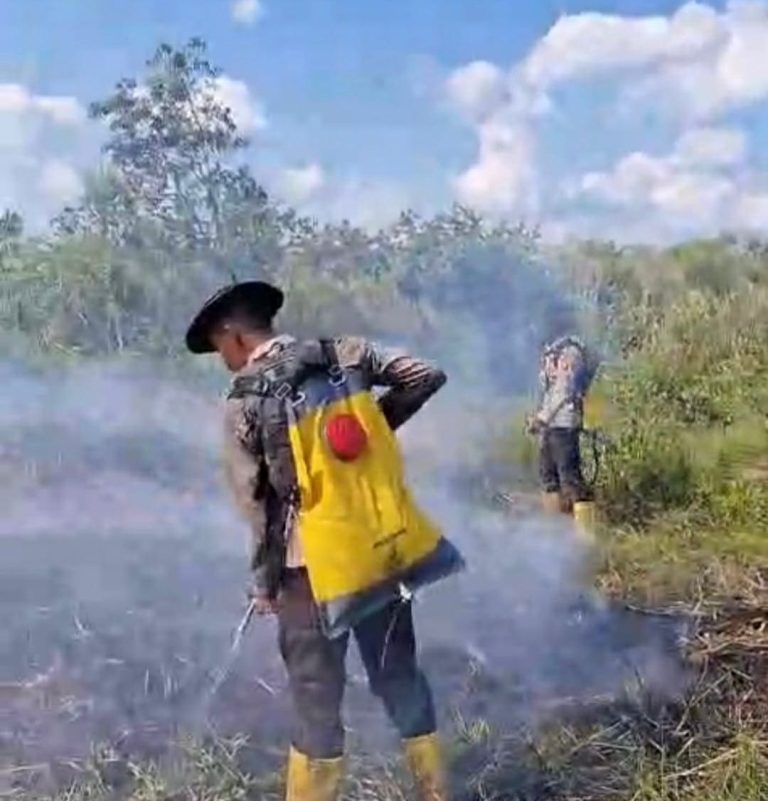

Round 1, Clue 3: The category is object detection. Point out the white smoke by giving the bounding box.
[0,335,688,790]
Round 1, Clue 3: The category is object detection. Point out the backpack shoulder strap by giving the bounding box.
[227,339,336,401]
[318,338,338,367]
[227,338,350,409]
[228,374,272,400]
[287,338,340,394]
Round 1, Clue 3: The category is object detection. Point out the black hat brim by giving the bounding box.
[185,281,284,354]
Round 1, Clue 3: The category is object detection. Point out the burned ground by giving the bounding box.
[0,365,760,801]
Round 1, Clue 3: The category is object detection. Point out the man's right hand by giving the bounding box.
[247,588,278,616]
[253,598,278,616]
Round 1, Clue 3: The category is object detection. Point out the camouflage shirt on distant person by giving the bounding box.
[536,337,587,431]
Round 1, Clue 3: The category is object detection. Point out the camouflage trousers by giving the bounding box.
[277,568,436,758]
[538,427,593,503]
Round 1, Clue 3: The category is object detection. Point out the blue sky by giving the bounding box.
[3,0,768,242]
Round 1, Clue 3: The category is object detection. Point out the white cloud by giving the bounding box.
[206,75,266,134]
[649,170,734,221]
[445,61,547,215]
[231,0,263,26]
[674,126,747,167]
[575,126,748,217]
[33,96,87,127]
[571,126,768,239]
[445,61,507,121]
[521,3,723,89]
[276,163,326,205]
[514,2,768,122]
[264,162,410,229]
[446,2,768,238]
[443,6,724,217]
[452,111,537,216]
[303,174,413,230]
[38,159,84,206]
[0,84,30,115]
[609,2,768,120]
[509,1,768,124]
[131,75,266,136]
[0,84,93,228]
[578,150,735,224]
[0,84,86,126]
[578,151,671,207]
[733,191,768,230]
[325,179,412,230]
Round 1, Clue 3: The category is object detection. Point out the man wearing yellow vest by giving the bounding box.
[185,280,462,801]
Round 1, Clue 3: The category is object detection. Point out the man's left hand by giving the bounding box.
[526,414,543,435]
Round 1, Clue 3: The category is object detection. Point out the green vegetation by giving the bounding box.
[592,264,768,608]
[2,38,768,801]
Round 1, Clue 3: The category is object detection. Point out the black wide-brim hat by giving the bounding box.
[185,280,284,354]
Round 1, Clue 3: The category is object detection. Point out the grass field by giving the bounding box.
[3,336,768,800]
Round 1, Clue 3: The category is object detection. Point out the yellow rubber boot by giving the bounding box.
[540,491,563,515]
[404,733,448,801]
[285,746,344,801]
[572,500,597,542]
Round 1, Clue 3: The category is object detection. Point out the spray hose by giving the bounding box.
[581,428,603,487]
[378,583,414,671]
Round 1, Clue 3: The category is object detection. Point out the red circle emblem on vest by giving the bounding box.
[325,414,368,461]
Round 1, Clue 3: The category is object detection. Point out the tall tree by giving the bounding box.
[58,39,282,254]
[0,210,23,260]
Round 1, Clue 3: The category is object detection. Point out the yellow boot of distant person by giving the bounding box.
[540,491,563,515]
[573,500,597,543]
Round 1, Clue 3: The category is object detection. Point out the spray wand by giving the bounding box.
[206,598,258,703]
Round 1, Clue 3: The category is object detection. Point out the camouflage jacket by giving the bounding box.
[536,336,587,430]
[222,334,447,601]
